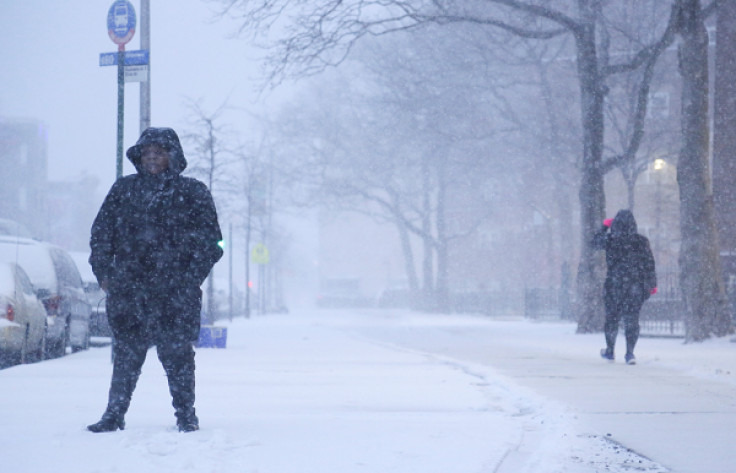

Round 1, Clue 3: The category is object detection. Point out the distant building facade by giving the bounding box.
[47,174,101,252]
[0,118,49,240]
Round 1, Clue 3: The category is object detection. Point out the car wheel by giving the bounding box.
[72,332,89,353]
[43,322,55,360]
[50,318,70,359]
[61,318,71,357]
[36,321,48,362]
[20,324,30,364]
[72,327,90,353]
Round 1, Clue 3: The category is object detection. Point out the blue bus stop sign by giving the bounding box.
[107,0,136,47]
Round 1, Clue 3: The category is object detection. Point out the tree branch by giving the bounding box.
[415,13,568,39]
[482,0,581,33]
[602,4,679,77]
[702,0,728,18]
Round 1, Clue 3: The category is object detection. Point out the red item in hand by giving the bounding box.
[650,287,658,295]
[603,218,614,227]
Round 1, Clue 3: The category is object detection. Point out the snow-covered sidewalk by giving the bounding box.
[1,309,725,472]
[347,310,736,473]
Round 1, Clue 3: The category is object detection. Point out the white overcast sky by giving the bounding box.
[0,0,276,193]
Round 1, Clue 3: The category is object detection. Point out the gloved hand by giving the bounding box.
[603,218,614,228]
[650,287,658,295]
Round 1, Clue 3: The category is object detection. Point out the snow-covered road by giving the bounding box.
[1,309,732,472]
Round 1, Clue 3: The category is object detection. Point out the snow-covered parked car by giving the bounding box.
[0,236,91,358]
[69,251,109,337]
[0,262,47,364]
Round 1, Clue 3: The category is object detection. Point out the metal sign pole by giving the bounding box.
[116,45,125,180]
[139,0,151,133]
[106,0,136,180]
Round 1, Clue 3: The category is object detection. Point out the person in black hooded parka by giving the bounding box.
[87,127,223,433]
[592,209,656,365]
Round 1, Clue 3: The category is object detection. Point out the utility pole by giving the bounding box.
[228,222,233,321]
[245,183,252,318]
[116,45,125,179]
[139,0,151,134]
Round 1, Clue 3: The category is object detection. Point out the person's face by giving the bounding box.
[141,144,170,175]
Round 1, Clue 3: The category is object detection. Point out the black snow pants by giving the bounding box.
[603,282,647,355]
[105,327,196,423]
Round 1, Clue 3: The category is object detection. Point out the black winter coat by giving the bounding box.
[592,210,656,303]
[90,127,223,341]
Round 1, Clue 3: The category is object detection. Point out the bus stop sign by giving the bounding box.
[107,0,136,46]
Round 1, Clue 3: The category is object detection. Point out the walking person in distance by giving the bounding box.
[592,209,657,365]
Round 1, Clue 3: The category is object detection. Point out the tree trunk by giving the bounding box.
[625,170,636,211]
[396,221,420,305]
[245,190,252,318]
[556,182,576,267]
[435,156,450,313]
[575,18,608,333]
[676,0,734,340]
[421,158,435,309]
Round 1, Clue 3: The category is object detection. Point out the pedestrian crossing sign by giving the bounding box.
[252,243,270,265]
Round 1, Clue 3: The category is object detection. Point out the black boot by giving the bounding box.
[87,413,125,433]
[177,413,199,432]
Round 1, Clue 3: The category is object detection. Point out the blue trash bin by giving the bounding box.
[197,325,227,348]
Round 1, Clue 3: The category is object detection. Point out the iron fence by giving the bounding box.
[439,265,736,338]
[450,290,525,317]
[639,265,685,337]
[517,265,689,337]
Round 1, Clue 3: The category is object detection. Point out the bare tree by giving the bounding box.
[212,0,683,330]
[182,98,236,323]
[271,36,505,311]
[216,0,731,336]
[676,0,733,340]
[247,138,277,315]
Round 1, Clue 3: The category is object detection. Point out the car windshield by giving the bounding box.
[15,266,35,296]
[49,248,83,289]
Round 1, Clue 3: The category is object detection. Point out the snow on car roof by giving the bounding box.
[67,251,95,283]
[0,236,57,292]
[0,219,33,238]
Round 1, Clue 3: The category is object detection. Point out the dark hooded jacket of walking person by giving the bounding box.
[592,209,656,362]
[87,127,223,433]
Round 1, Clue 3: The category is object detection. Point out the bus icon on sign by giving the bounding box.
[115,5,128,28]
